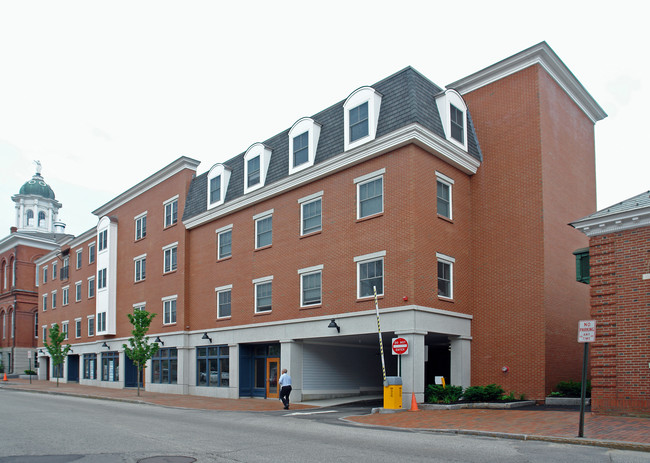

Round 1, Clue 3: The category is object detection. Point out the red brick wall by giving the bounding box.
[589,227,650,415]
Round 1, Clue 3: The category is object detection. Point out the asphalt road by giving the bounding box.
[1,390,648,463]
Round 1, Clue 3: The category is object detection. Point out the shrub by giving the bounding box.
[425,384,464,404]
[24,369,37,375]
[463,384,505,402]
[555,380,591,398]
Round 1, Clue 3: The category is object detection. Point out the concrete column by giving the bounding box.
[395,330,426,406]
[449,336,471,388]
[229,343,239,398]
[280,339,303,402]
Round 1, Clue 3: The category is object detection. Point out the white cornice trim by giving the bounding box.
[0,233,71,255]
[92,156,200,217]
[447,42,607,124]
[184,123,481,230]
[571,207,650,237]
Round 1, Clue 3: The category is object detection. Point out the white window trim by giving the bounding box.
[74,318,82,338]
[355,251,386,299]
[298,265,323,307]
[162,243,178,274]
[436,171,454,220]
[436,252,455,300]
[87,315,95,337]
[435,89,468,150]
[215,284,233,319]
[51,290,57,309]
[163,195,179,227]
[42,294,47,311]
[75,281,82,302]
[62,320,69,340]
[355,169,385,220]
[134,253,147,282]
[162,295,177,325]
[207,164,232,209]
[76,249,83,269]
[253,275,273,314]
[243,143,273,194]
[62,286,70,306]
[88,242,95,264]
[133,302,146,311]
[87,276,95,298]
[134,211,147,240]
[254,210,273,249]
[298,191,323,236]
[288,118,322,175]
[343,86,382,152]
[216,224,234,260]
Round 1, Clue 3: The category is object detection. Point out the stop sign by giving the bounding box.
[392,337,409,355]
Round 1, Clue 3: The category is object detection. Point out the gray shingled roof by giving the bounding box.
[576,190,650,222]
[183,67,482,222]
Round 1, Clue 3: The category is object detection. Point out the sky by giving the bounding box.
[1,0,647,237]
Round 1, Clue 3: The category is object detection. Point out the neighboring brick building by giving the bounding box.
[36,42,606,406]
[571,191,650,415]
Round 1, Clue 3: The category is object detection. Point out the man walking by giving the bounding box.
[278,368,292,410]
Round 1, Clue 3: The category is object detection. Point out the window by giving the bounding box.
[97,312,106,332]
[210,175,222,204]
[293,132,309,168]
[61,257,69,280]
[437,253,454,299]
[51,291,57,309]
[87,315,95,337]
[76,249,82,269]
[133,303,146,312]
[163,244,178,273]
[435,89,468,149]
[163,297,177,325]
[101,351,119,381]
[299,192,323,235]
[436,172,454,220]
[62,286,69,306]
[197,346,229,387]
[216,285,232,318]
[356,170,384,219]
[135,213,147,240]
[52,262,57,280]
[62,321,68,340]
[349,102,369,142]
[98,268,107,290]
[43,266,47,283]
[217,226,232,260]
[254,211,273,248]
[247,156,260,188]
[26,210,33,226]
[134,254,146,282]
[38,211,46,227]
[573,248,590,284]
[98,230,108,251]
[42,325,47,343]
[88,276,95,298]
[151,348,178,384]
[450,104,465,143]
[254,277,273,313]
[343,86,382,151]
[88,243,95,264]
[42,294,47,311]
[355,251,385,298]
[164,197,178,228]
[83,353,97,379]
[34,311,38,338]
[75,281,82,302]
[243,143,272,194]
[299,266,323,307]
[75,318,82,338]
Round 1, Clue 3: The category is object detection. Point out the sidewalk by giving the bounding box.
[2,379,649,452]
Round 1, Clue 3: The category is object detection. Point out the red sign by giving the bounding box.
[392,337,409,355]
[578,320,596,343]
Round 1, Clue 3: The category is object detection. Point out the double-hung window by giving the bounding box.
[164,197,178,228]
[450,104,465,144]
[75,318,82,338]
[42,294,47,311]
[43,266,48,283]
[87,315,95,337]
[88,276,95,298]
[215,285,232,318]
[62,321,69,340]
[51,291,57,309]
[254,210,273,249]
[76,249,83,269]
[210,176,222,204]
[293,132,309,168]
[216,225,233,260]
[75,281,82,302]
[163,296,177,325]
[97,312,106,332]
[88,243,95,264]
[135,213,147,240]
[349,102,369,142]
[247,156,260,188]
[436,172,454,220]
[299,265,323,307]
[52,262,57,280]
[437,253,454,299]
[62,286,69,306]
[134,254,146,282]
[355,251,385,298]
[163,244,178,273]
[98,230,107,251]
[253,276,273,313]
[98,268,107,290]
[299,192,322,235]
[356,170,384,219]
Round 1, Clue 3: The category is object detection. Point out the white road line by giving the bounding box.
[284,410,338,416]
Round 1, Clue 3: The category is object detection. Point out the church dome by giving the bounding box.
[19,173,56,200]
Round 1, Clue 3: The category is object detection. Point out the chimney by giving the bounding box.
[10,227,17,234]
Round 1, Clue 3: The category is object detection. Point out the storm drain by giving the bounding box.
[138,457,196,463]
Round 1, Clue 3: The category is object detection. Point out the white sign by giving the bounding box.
[391,337,409,355]
[578,320,596,343]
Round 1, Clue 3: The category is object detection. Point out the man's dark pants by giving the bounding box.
[280,385,292,409]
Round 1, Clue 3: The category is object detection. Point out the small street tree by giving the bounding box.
[43,323,71,387]
[123,309,159,396]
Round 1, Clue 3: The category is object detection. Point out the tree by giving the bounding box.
[123,309,159,396]
[43,323,71,387]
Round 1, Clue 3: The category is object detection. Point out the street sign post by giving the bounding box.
[578,320,596,438]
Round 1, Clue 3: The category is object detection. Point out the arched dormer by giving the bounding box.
[343,86,382,152]
[288,117,322,175]
[207,163,232,209]
[243,143,273,194]
[435,89,468,150]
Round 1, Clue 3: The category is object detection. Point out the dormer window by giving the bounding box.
[288,118,321,175]
[243,143,272,194]
[435,89,468,150]
[343,87,382,152]
[206,163,232,209]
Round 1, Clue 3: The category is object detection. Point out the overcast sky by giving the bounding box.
[1,1,647,236]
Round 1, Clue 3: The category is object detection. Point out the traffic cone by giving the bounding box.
[2,372,7,382]
[409,392,419,411]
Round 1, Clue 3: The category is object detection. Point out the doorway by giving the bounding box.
[266,358,279,399]
[67,354,80,382]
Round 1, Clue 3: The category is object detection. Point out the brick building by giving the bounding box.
[36,42,606,405]
[571,191,650,415]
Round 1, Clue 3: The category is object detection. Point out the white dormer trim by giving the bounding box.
[207,163,232,209]
[288,118,322,175]
[244,143,273,194]
[343,86,382,152]
[435,89,468,151]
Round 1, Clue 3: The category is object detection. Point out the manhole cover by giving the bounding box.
[138,458,196,463]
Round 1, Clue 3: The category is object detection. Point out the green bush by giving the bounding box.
[24,369,37,376]
[462,384,505,402]
[554,380,591,398]
[425,384,464,404]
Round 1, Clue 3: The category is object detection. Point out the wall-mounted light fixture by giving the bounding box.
[202,332,212,343]
[102,342,110,349]
[154,336,164,346]
[328,319,340,333]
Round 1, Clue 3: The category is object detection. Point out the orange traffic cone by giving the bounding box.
[2,372,7,382]
[409,392,419,411]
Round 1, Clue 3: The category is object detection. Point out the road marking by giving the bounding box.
[284,410,338,416]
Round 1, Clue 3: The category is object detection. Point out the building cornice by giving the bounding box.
[0,233,71,255]
[447,42,607,124]
[184,123,480,230]
[570,206,650,237]
[92,156,201,218]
